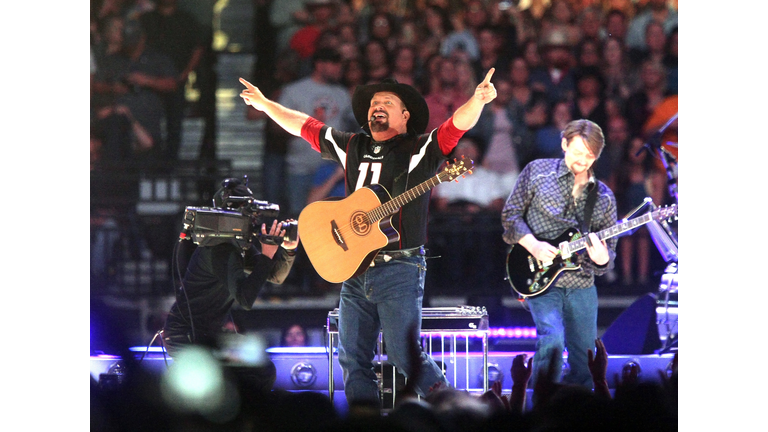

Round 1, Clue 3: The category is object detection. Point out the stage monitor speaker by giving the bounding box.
[601,293,661,355]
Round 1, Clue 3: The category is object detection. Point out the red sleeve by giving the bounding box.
[436,116,468,155]
[300,117,325,153]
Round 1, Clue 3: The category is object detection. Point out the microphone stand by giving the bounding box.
[638,112,678,204]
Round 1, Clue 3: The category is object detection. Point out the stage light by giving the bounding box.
[622,359,642,381]
[486,363,503,383]
[266,347,330,355]
[161,346,227,413]
[97,360,126,390]
[290,362,318,387]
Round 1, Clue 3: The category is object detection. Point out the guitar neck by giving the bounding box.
[568,211,657,253]
[367,173,447,222]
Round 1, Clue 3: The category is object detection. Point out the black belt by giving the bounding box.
[372,246,425,265]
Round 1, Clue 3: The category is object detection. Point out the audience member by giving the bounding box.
[572,66,609,131]
[395,17,421,48]
[390,44,419,87]
[507,56,544,116]
[600,35,637,117]
[533,98,572,160]
[472,25,512,85]
[431,138,510,216]
[466,78,533,174]
[539,0,582,47]
[422,4,454,52]
[354,0,404,45]
[577,5,603,42]
[529,28,576,105]
[342,57,367,96]
[662,26,678,95]
[625,0,677,51]
[484,0,520,54]
[139,0,206,162]
[519,37,544,71]
[337,22,361,49]
[424,55,471,131]
[628,19,667,69]
[508,353,533,414]
[575,36,602,69]
[624,59,668,138]
[440,0,489,62]
[510,0,548,43]
[267,0,309,57]
[91,17,178,166]
[454,52,480,98]
[602,7,630,41]
[365,10,400,52]
[361,38,392,83]
[593,113,631,186]
[280,323,309,347]
[287,0,340,74]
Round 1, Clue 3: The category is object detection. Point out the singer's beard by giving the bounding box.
[370,118,389,133]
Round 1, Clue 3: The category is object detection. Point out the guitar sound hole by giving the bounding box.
[350,212,372,236]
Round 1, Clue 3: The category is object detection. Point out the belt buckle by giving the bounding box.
[370,252,392,267]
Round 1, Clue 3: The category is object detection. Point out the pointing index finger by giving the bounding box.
[239,77,254,89]
[481,68,495,85]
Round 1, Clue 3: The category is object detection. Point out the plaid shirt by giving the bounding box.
[501,158,617,288]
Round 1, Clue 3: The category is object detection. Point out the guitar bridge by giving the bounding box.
[331,220,348,251]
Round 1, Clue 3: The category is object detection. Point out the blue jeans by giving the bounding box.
[337,255,449,404]
[526,285,598,389]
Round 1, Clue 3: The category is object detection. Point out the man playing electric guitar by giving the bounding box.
[239,69,497,405]
[501,119,618,394]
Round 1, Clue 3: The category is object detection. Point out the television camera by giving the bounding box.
[180,197,298,249]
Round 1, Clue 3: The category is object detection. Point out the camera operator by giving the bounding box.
[162,178,300,358]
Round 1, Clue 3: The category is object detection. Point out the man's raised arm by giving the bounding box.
[450,68,497,131]
[239,77,310,137]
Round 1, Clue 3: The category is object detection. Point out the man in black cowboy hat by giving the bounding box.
[239,70,497,405]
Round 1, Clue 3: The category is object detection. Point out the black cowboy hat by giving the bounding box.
[351,78,430,135]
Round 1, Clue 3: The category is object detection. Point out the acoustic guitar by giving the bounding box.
[298,157,472,283]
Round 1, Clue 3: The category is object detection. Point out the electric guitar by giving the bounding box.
[298,157,473,283]
[506,204,678,298]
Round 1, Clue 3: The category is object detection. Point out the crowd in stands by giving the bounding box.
[90,0,678,290]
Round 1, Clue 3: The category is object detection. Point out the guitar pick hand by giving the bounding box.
[520,234,559,263]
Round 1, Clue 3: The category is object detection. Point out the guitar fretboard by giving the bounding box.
[366,168,464,222]
[567,207,675,253]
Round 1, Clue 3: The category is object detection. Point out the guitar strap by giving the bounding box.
[581,181,599,234]
[390,137,416,198]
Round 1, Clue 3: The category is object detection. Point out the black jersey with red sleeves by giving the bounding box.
[314,125,452,251]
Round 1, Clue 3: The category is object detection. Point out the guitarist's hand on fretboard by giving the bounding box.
[584,232,609,266]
